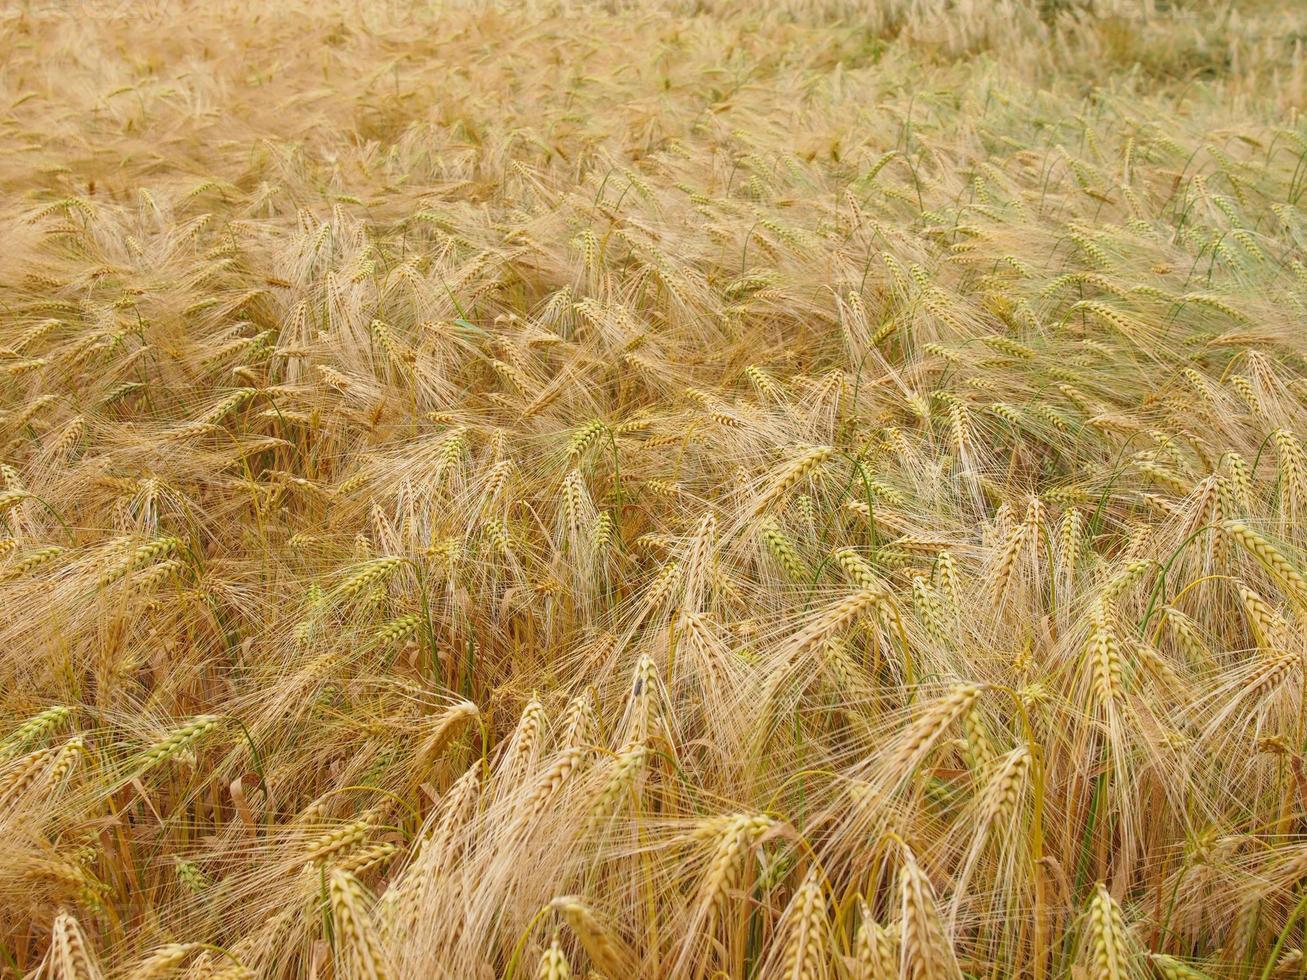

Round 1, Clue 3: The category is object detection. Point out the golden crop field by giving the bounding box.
[2,0,1307,976]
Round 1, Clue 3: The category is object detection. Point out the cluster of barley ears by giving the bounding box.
[2,0,1307,976]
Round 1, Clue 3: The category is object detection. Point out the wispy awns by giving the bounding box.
[1,0,1307,976]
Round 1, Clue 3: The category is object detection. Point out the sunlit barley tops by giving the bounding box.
[2,0,1307,976]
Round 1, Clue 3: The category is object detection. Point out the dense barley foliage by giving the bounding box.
[2,0,1307,976]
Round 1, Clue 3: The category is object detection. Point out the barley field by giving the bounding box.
[2,0,1307,976]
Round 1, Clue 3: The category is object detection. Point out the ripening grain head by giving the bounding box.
[1,0,1306,976]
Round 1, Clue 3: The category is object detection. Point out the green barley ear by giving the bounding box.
[374,613,420,645]
[911,575,949,643]
[961,701,995,774]
[1,704,71,758]
[175,859,209,893]
[591,511,614,553]
[833,548,880,590]
[132,716,222,776]
[1148,952,1212,979]
[760,517,806,580]
[566,419,608,461]
[337,556,402,599]
[536,937,571,980]
[1082,883,1133,980]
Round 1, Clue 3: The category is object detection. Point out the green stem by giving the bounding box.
[1261,887,1307,980]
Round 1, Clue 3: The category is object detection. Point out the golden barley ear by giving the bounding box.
[123,943,203,979]
[549,896,636,977]
[44,910,104,980]
[774,869,829,980]
[898,849,962,980]
[329,868,392,980]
